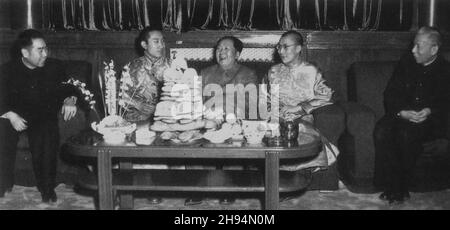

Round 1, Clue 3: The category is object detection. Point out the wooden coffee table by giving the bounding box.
[64,130,321,210]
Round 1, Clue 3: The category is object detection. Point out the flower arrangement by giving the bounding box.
[118,63,143,118]
[103,60,118,116]
[62,77,96,110]
[99,60,141,119]
[92,60,136,144]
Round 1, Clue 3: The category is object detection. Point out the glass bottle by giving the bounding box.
[283,120,298,143]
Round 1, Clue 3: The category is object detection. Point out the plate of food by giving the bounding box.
[160,130,203,145]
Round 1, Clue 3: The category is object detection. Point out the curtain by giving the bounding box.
[39,0,415,32]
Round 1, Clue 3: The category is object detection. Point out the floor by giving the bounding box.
[1,181,450,210]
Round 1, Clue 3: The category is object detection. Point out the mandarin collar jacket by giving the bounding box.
[0,58,78,124]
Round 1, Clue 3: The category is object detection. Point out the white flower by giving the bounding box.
[62,77,95,110]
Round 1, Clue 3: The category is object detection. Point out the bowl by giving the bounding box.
[91,116,136,145]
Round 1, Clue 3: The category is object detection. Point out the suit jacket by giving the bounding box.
[1,58,78,125]
[384,53,450,137]
[0,65,8,117]
[201,63,259,119]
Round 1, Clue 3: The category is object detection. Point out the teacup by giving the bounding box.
[241,120,267,144]
[102,132,127,145]
[135,129,156,145]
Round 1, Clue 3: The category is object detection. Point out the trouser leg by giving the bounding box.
[385,141,403,195]
[396,120,431,193]
[42,122,59,191]
[28,125,43,192]
[373,116,396,191]
[28,121,59,192]
[0,119,19,192]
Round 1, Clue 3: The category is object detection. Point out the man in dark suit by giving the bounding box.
[0,60,18,198]
[0,29,79,203]
[373,26,450,204]
[184,36,259,206]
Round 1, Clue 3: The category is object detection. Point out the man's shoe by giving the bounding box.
[0,187,12,197]
[147,197,162,205]
[219,198,235,205]
[379,191,391,201]
[49,190,57,203]
[41,190,57,203]
[387,193,404,205]
[279,195,295,202]
[185,198,203,206]
[41,193,51,203]
[403,191,410,201]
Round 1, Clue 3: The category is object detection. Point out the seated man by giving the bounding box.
[265,30,333,124]
[121,26,169,123]
[374,26,450,204]
[262,31,339,203]
[185,36,259,206]
[121,26,169,205]
[0,29,79,202]
[264,30,337,172]
[0,59,17,198]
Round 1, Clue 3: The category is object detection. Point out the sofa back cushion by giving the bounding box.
[348,61,397,119]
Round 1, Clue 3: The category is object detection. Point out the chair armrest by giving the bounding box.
[312,104,345,145]
[87,105,102,124]
[340,102,377,136]
[58,106,87,145]
[339,102,377,178]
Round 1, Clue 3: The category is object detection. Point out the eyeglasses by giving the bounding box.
[275,43,298,50]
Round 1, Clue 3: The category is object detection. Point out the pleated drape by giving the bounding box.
[37,0,416,32]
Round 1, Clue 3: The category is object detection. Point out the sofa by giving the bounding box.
[11,58,345,192]
[339,60,450,193]
[12,60,98,186]
[188,60,346,191]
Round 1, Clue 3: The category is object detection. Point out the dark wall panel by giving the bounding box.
[2,30,448,102]
[0,0,11,29]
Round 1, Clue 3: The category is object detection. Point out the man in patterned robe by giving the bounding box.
[121,27,169,123]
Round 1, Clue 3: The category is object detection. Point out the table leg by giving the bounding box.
[265,151,280,210]
[98,150,113,210]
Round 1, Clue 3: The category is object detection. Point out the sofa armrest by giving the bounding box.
[341,102,377,136]
[339,102,377,179]
[312,104,345,145]
[309,104,344,190]
[58,106,88,145]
